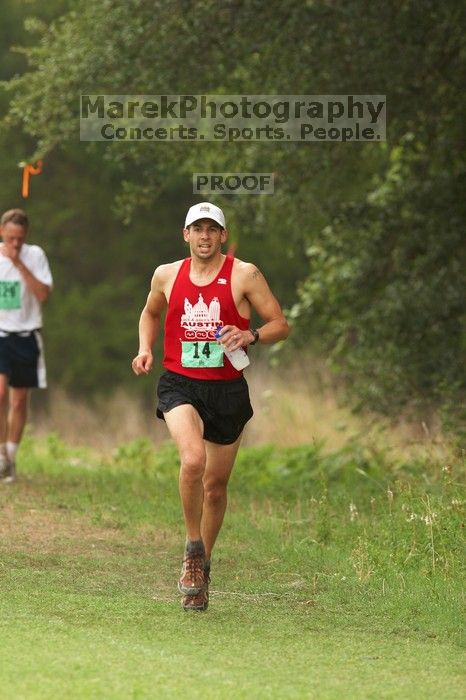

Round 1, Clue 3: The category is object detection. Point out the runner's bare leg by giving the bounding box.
[201,435,242,560]
[163,404,206,542]
[8,387,29,443]
[0,375,8,443]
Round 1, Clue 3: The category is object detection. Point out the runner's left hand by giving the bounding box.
[217,325,248,351]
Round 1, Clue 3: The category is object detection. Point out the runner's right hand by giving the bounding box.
[132,351,153,375]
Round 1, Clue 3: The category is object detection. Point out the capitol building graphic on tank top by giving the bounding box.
[181,294,224,340]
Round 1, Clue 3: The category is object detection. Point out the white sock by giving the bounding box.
[6,442,18,463]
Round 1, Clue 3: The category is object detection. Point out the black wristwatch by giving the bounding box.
[249,328,260,345]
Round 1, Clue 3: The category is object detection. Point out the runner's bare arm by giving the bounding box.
[15,261,51,303]
[240,263,289,346]
[221,263,289,350]
[215,262,290,351]
[132,266,168,375]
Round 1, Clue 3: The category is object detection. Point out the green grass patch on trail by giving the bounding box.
[0,434,464,699]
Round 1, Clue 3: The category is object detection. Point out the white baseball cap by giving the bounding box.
[185,202,226,228]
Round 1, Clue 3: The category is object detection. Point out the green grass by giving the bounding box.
[0,434,464,699]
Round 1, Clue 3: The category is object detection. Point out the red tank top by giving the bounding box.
[163,255,250,379]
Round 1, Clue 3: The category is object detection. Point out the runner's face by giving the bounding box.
[0,222,27,253]
[184,218,226,260]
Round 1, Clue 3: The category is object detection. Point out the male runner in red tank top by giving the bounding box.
[132,202,289,611]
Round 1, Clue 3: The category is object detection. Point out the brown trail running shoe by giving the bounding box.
[181,561,211,611]
[181,586,209,611]
[178,542,205,595]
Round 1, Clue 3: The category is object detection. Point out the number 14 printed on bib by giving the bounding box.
[181,341,224,368]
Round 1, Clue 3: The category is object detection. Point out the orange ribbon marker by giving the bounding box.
[21,160,43,198]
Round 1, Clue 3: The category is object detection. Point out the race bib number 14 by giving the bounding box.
[181,341,224,368]
[0,281,21,309]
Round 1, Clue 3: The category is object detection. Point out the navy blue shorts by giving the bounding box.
[156,370,253,445]
[0,331,45,388]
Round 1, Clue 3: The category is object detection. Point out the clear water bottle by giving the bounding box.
[215,326,250,370]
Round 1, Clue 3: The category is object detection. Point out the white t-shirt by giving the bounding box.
[0,243,53,331]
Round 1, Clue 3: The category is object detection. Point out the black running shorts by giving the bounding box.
[156,370,253,445]
[0,331,44,388]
